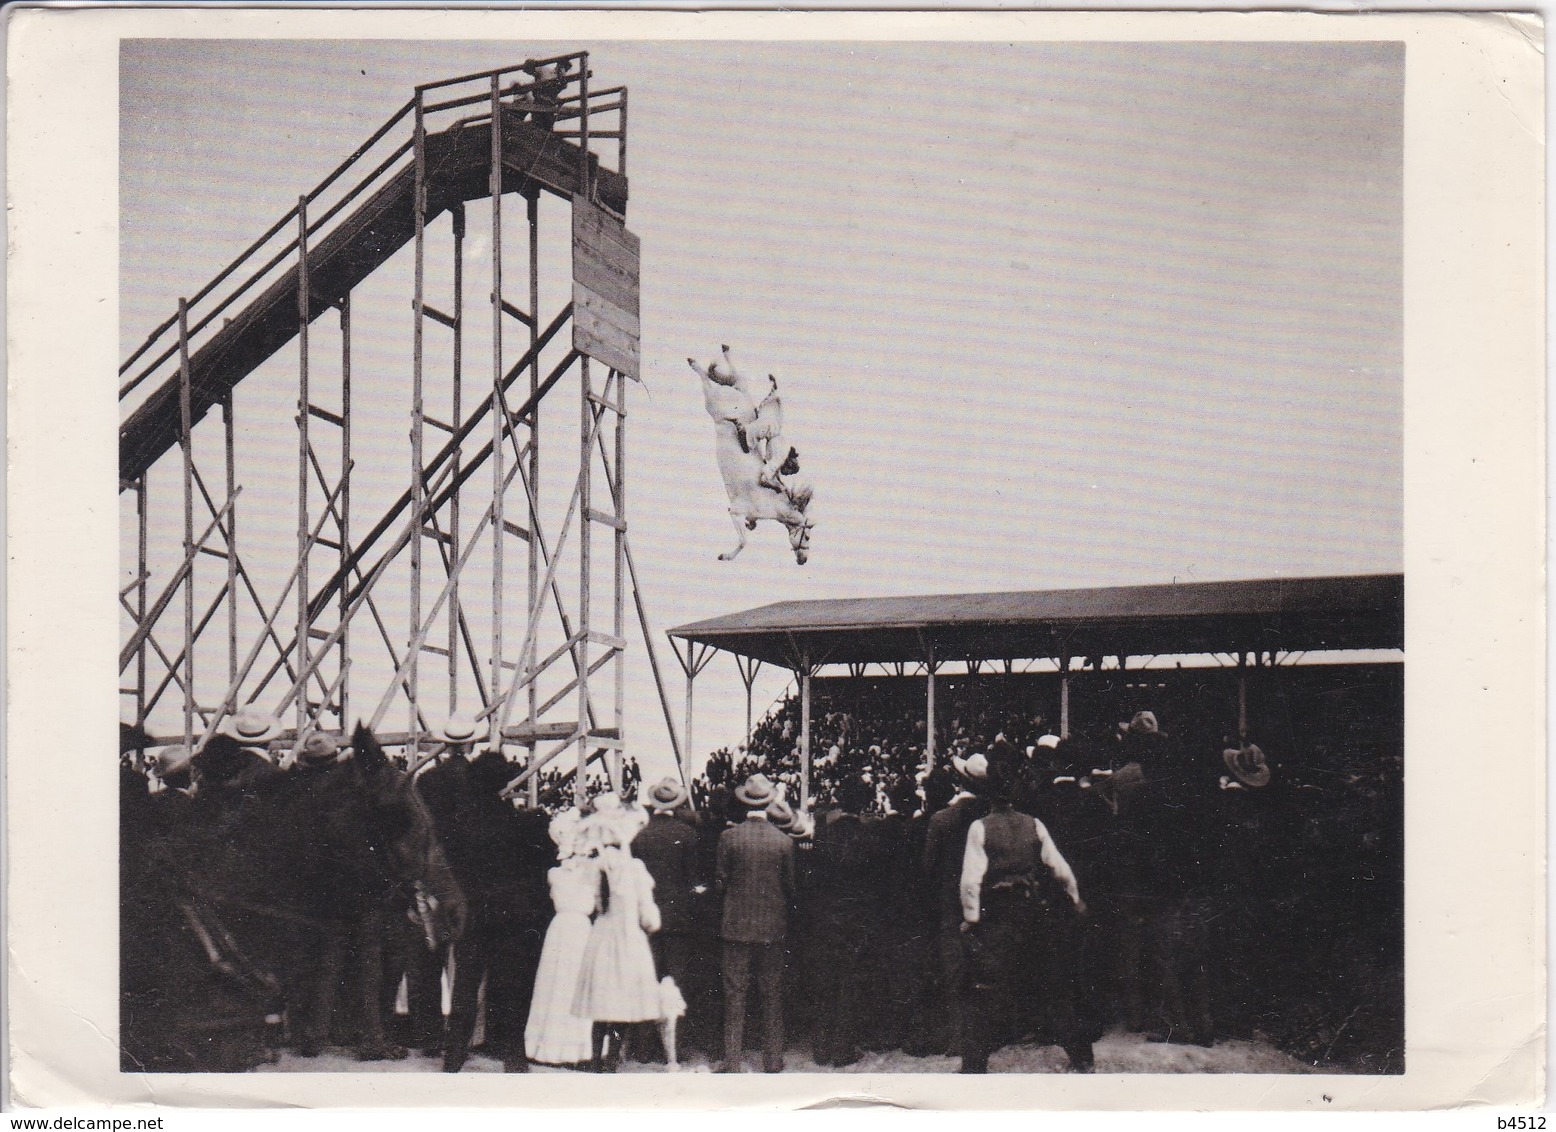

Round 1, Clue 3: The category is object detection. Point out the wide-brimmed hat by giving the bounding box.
[646,777,690,812]
[1222,743,1271,788]
[297,730,341,766]
[152,745,194,779]
[1036,734,1062,751]
[440,717,482,746]
[734,773,778,807]
[1127,711,1159,735]
[766,796,796,831]
[225,711,283,746]
[951,752,989,782]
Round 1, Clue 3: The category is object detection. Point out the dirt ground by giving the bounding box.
[267,1028,1320,1075]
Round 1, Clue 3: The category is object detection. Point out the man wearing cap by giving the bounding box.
[715,773,796,1073]
[959,761,1092,1074]
[634,778,702,1021]
[922,752,991,1058]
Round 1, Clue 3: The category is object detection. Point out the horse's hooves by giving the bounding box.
[718,552,733,561]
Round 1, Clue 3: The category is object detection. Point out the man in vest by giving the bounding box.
[959,761,1093,1074]
[923,753,991,1057]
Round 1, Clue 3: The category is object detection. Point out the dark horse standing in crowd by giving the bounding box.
[121,724,465,1072]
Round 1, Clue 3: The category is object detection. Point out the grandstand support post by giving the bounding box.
[924,656,939,772]
[1059,650,1071,740]
[799,663,812,810]
[1237,651,1249,739]
[670,640,715,783]
[734,654,763,751]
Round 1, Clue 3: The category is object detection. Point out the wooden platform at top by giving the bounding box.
[119,110,628,487]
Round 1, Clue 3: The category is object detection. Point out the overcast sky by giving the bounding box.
[121,39,1403,774]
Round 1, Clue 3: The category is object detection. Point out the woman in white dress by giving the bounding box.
[572,802,662,1072]
[524,810,597,1068]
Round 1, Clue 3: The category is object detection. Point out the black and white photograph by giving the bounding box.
[4,7,1545,1113]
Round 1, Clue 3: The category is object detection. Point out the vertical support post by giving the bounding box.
[612,370,626,789]
[525,188,540,809]
[448,203,465,715]
[576,354,592,806]
[178,299,194,748]
[683,666,696,780]
[135,476,149,726]
[735,655,763,751]
[1237,651,1249,740]
[1060,651,1071,740]
[338,294,352,728]
[410,94,428,753]
[577,53,590,194]
[223,392,237,694]
[799,664,812,810]
[925,659,937,771]
[488,76,506,753]
[618,87,627,177]
[296,199,312,736]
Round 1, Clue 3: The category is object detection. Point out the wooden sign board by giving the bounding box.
[572,195,641,380]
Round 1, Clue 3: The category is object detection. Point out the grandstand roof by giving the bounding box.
[669,573,1403,669]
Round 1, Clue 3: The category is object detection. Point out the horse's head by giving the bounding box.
[349,724,425,862]
[785,512,813,565]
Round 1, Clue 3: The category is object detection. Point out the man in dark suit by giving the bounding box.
[635,777,702,993]
[922,753,991,1058]
[715,773,795,1073]
[441,732,552,1074]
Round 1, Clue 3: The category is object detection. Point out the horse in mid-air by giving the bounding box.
[689,345,812,565]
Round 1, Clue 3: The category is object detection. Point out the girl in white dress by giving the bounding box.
[524,810,597,1067]
[572,802,661,1072]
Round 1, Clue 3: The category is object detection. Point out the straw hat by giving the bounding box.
[734,773,779,808]
[646,777,690,813]
[225,711,282,746]
[951,752,989,782]
[1222,743,1271,788]
[766,796,796,832]
[440,717,482,746]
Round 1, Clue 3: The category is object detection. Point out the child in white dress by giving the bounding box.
[524,810,597,1067]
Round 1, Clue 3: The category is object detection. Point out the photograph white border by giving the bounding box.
[6,6,1545,1110]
